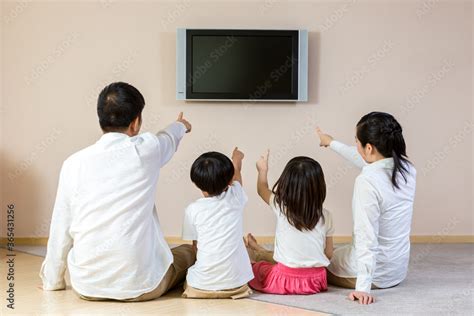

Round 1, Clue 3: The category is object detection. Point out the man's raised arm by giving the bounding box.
[155,112,192,167]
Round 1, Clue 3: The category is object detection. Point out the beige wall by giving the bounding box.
[1,0,472,238]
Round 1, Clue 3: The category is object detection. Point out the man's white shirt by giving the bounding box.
[40,122,187,299]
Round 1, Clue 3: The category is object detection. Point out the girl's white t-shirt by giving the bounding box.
[270,194,334,268]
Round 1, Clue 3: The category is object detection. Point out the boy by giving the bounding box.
[181,147,254,299]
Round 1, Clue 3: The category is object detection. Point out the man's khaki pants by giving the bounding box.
[77,244,196,302]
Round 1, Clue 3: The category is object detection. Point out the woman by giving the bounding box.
[317,112,416,305]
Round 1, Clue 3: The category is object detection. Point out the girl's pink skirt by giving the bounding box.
[249,261,327,295]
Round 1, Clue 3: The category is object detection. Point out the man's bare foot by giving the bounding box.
[246,233,267,252]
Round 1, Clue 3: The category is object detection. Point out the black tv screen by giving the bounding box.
[185,30,299,100]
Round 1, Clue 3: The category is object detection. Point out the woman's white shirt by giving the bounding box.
[327,140,417,293]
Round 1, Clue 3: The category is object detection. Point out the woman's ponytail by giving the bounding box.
[390,131,408,189]
[356,112,410,189]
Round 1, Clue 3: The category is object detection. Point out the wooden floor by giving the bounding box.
[0,249,326,315]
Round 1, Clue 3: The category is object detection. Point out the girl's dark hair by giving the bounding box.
[190,152,234,196]
[272,157,326,231]
[356,111,410,189]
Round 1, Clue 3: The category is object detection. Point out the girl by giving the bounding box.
[317,111,416,305]
[245,152,334,295]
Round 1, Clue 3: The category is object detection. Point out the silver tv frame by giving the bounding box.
[176,28,308,102]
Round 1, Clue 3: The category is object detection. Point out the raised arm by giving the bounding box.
[316,127,367,169]
[155,112,192,167]
[231,147,244,185]
[256,149,272,205]
[39,160,74,290]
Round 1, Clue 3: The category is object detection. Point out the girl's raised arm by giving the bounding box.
[256,150,272,204]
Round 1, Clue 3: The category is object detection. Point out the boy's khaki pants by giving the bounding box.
[77,244,196,302]
[182,282,252,300]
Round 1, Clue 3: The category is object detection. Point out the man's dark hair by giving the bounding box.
[190,152,235,196]
[97,82,145,132]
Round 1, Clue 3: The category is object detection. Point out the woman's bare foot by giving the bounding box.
[246,233,267,252]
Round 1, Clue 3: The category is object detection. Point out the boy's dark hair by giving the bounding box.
[356,111,410,189]
[97,82,145,132]
[272,156,326,231]
[190,152,235,196]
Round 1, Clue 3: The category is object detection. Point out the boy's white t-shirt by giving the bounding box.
[271,194,334,268]
[182,181,254,290]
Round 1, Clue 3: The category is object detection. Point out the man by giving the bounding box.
[40,82,196,301]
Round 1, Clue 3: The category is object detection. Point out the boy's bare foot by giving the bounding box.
[246,233,266,252]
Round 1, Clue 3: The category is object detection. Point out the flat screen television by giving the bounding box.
[176,29,308,102]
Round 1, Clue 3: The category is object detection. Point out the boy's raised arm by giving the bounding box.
[231,147,244,185]
[256,149,272,205]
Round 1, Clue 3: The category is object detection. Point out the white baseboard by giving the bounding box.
[1,235,473,246]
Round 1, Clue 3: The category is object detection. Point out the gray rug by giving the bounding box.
[249,244,474,315]
[8,244,474,315]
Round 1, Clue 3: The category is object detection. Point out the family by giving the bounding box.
[40,82,416,305]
